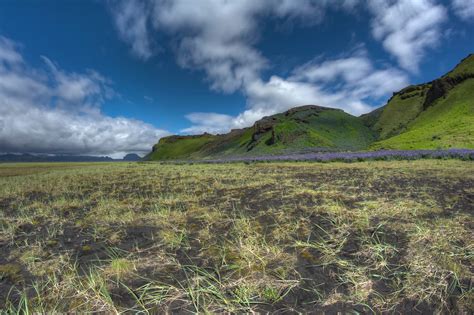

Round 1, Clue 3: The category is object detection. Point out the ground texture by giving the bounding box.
[0,161,473,313]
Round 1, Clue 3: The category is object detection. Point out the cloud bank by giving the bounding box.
[0,36,168,157]
[109,0,453,134]
[182,49,409,134]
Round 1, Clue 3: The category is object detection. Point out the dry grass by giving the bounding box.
[0,160,473,313]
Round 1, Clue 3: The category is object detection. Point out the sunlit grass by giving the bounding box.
[0,160,472,313]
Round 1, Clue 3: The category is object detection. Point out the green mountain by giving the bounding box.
[146,105,376,160]
[147,54,474,160]
[366,54,474,149]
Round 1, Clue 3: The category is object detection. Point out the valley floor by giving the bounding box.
[0,160,473,313]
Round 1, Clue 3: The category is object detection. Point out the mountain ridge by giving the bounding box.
[368,53,474,149]
[146,54,474,160]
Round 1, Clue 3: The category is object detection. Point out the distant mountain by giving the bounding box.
[123,153,142,161]
[0,153,115,162]
[143,54,473,160]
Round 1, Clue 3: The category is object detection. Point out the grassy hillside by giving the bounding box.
[368,84,431,139]
[445,53,474,77]
[147,54,473,160]
[146,134,217,160]
[368,54,474,149]
[148,106,376,160]
[249,107,376,153]
[371,79,474,149]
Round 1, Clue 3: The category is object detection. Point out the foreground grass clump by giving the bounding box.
[0,160,473,313]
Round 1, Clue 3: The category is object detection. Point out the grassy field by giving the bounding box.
[0,161,473,313]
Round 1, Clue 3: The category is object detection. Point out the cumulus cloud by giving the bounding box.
[108,1,410,134]
[181,112,235,134]
[368,0,448,72]
[183,50,409,134]
[451,0,474,20]
[291,51,409,99]
[0,37,168,157]
[151,0,271,93]
[109,0,362,93]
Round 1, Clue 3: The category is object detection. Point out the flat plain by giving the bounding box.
[0,160,473,313]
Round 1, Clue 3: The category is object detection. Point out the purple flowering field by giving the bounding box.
[199,149,474,163]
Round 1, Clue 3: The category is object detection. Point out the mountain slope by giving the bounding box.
[361,83,431,139]
[147,105,376,160]
[368,54,474,149]
[370,78,474,149]
[147,54,474,160]
[146,134,218,160]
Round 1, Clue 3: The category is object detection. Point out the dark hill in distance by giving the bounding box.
[147,54,474,160]
[0,153,115,163]
[123,153,142,161]
[0,153,145,163]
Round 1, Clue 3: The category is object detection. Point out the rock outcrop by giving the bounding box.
[252,116,278,142]
[423,73,474,109]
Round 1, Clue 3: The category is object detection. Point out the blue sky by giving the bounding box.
[0,0,473,157]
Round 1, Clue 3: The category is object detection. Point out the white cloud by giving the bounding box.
[109,0,155,60]
[0,37,169,157]
[291,55,373,83]
[291,51,408,98]
[183,51,409,134]
[151,0,271,93]
[108,1,411,134]
[41,56,115,113]
[108,0,362,93]
[368,0,448,72]
[452,0,474,20]
[181,112,235,134]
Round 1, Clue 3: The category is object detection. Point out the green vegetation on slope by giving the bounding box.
[146,54,473,160]
[146,133,217,160]
[148,106,376,160]
[371,79,474,149]
[226,107,376,156]
[369,54,474,149]
[369,84,431,139]
[445,53,474,77]
[272,108,376,150]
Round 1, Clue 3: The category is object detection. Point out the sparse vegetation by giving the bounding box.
[0,160,473,313]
